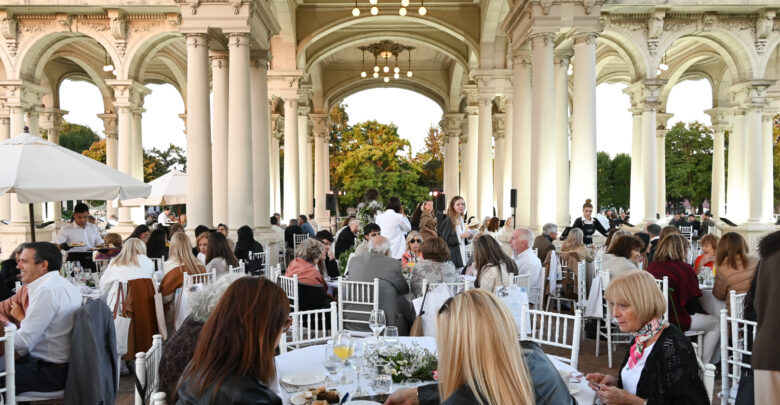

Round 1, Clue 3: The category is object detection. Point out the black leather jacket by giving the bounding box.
[175,375,282,405]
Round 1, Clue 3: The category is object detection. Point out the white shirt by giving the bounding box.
[163,258,183,275]
[98,255,155,295]
[157,211,171,225]
[375,209,412,259]
[512,248,543,305]
[206,257,229,277]
[52,221,104,252]
[620,342,655,394]
[15,271,82,363]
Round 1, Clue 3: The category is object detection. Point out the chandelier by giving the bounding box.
[351,0,426,16]
[358,40,415,82]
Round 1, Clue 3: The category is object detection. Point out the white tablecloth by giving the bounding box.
[699,286,726,316]
[274,336,595,404]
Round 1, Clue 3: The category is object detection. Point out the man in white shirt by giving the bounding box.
[52,202,104,252]
[375,197,412,260]
[511,227,544,307]
[157,207,172,226]
[10,242,82,394]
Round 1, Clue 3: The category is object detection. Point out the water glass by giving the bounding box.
[373,361,393,394]
[323,341,341,376]
[369,309,386,341]
[384,326,399,345]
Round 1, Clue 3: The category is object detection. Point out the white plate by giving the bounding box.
[281,371,326,386]
[289,392,308,405]
[347,401,382,405]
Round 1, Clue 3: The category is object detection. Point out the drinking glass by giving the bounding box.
[323,341,341,376]
[333,331,353,384]
[369,310,386,341]
[373,361,393,394]
[384,326,399,345]
[351,340,367,396]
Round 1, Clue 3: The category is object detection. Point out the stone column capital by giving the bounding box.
[530,32,555,48]
[728,80,775,108]
[39,107,68,130]
[493,112,506,139]
[106,79,151,109]
[655,112,674,130]
[226,32,251,48]
[297,106,311,117]
[185,33,209,48]
[464,105,479,116]
[97,113,118,139]
[573,32,599,46]
[554,50,573,65]
[209,51,228,68]
[511,50,533,65]
[704,107,733,129]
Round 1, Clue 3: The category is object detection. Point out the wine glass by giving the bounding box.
[369,309,386,342]
[333,331,353,384]
[384,326,399,345]
[351,340,367,396]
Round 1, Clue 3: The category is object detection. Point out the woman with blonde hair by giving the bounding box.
[98,238,155,294]
[712,232,757,314]
[160,233,206,317]
[586,271,708,404]
[401,231,424,268]
[560,228,593,263]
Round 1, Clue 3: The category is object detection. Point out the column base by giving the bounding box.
[314,215,331,233]
[111,223,140,239]
[254,226,284,267]
[0,222,54,253]
[718,223,777,253]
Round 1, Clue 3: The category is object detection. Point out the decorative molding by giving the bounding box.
[80,21,109,32]
[582,0,597,15]
[227,32,250,48]
[186,33,208,48]
[540,0,553,16]
[574,32,599,46]
[55,13,71,32]
[648,9,666,39]
[0,11,18,56]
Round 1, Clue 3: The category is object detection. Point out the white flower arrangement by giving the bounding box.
[365,342,438,383]
[356,200,383,228]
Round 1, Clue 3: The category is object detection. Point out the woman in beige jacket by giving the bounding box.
[712,232,757,314]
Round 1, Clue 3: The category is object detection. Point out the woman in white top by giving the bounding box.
[437,196,472,270]
[205,232,239,277]
[375,197,412,260]
[602,235,642,281]
[473,234,518,293]
[195,232,209,265]
[98,238,155,295]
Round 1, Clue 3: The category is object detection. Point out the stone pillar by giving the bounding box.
[116,106,134,226]
[745,105,764,223]
[465,106,479,214]
[502,97,513,221]
[297,106,311,216]
[99,113,119,220]
[250,52,272,230]
[226,33,253,230]
[727,109,746,222]
[131,108,144,181]
[184,33,213,233]
[493,113,506,218]
[629,107,644,220]
[307,136,314,215]
[442,114,462,200]
[571,33,598,218]
[270,111,282,215]
[311,113,330,227]
[283,98,299,220]
[530,33,556,229]
[26,109,39,136]
[762,113,774,221]
[512,52,532,227]
[210,51,229,226]
[459,118,470,205]
[9,106,28,225]
[641,103,658,223]
[477,96,493,219]
[655,113,674,217]
[704,108,730,219]
[40,108,67,223]
[554,52,571,227]
[0,116,9,220]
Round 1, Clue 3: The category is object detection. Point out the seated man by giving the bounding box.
[334,219,360,260]
[352,223,381,257]
[511,228,544,306]
[8,242,82,394]
[347,236,414,335]
[533,223,558,264]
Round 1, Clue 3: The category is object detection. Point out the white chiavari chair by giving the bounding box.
[293,234,309,249]
[267,264,282,283]
[135,334,163,405]
[183,270,217,290]
[512,274,530,291]
[337,277,380,336]
[150,258,164,273]
[653,276,669,322]
[546,258,579,313]
[277,274,300,313]
[729,290,747,320]
[594,269,631,368]
[0,325,15,405]
[248,250,268,275]
[280,302,338,353]
[520,304,583,370]
[95,258,111,273]
[150,392,168,405]
[719,308,757,404]
[421,279,469,296]
[229,262,245,274]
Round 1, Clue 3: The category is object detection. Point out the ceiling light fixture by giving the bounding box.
[370,6,379,15]
[418,0,426,15]
[358,40,415,81]
[399,7,407,16]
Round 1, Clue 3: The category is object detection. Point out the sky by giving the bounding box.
[58,78,712,157]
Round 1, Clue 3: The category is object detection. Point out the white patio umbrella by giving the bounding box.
[0,128,151,241]
[119,170,186,207]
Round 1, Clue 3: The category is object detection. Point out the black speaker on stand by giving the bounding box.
[436,193,446,214]
[510,189,517,229]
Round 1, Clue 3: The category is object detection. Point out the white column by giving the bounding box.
[727,109,746,221]
[307,137,314,215]
[99,113,118,220]
[493,115,505,218]
[629,108,644,221]
[185,33,213,232]
[311,114,330,227]
[570,33,598,217]
[502,97,513,220]
[297,107,310,215]
[270,113,282,215]
[445,135,460,199]
[710,123,727,219]
[477,97,493,218]
[250,52,271,230]
[745,105,764,223]
[9,106,28,225]
[554,53,570,227]
[283,98,300,220]
[465,107,479,214]
[531,33,556,229]
[226,33,253,229]
[512,53,532,227]
[210,51,229,226]
[131,109,144,181]
[655,113,673,217]
[459,119,470,204]
[26,109,39,136]
[0,117,10,220]
[117,106,134,226]
[641,104,657,222]
[762,114,774,221]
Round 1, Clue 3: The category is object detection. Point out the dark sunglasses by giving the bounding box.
[410,239,422,244]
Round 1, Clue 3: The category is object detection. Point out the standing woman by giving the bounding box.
[473,234,518,293]
[438,196,471,271]
[418,200,438,241]
[561,199,608,245]
[205,232,239,277]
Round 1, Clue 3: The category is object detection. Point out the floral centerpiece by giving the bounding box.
[366,342,438,383]
[356,200,383,228]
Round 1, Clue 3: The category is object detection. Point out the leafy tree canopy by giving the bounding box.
[59,121,100,153]
[665,121,713,211]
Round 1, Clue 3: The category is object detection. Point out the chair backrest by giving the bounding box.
[267,264,282,283]
[653,276,669,322]
[279,302,338,354]
[183,270,217,289]
[247,251,268,275]
[294,233,309,249]
[422,279,469,296]
[95,259,111,273]
[150,258,164,272]
[135,334,164,405]
[597,269,611,289]
[1,325,15,404]
[576,261,587,311]
[720,309,757,401]
[337,277,380,333]
[679,226,693,236]
[228,262,245,274]
[277,275,300,313]
[512,274,530,291]
[277,250,286,270]
[729,290,747,319]
[520,304,582,370]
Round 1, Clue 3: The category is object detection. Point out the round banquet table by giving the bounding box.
[699,285,726,317]
[274,336,595,404]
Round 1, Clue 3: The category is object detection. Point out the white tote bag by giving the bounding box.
[110,281,131,355]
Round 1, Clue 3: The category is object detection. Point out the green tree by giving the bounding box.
[596,151,613,208]
[82,139,106,163]
[665,121,713,211]
[59,121,100,153]
[610,153,632,210]
[415,126,444,190]
[143,144,186,182]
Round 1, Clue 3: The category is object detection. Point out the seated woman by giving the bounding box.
[694,234,719,275]
[160,233,206,314]
[98,238,155,295]
[233,225,264,264]
[559,228,594,263]
[712,232,757,315]
[195,231,209,264]
[205,232,239,277]
[94,233,123,261]
[315,230,340,279]
[159,273,244,400]
[285,238,328,292]
[146,229,169,261]
[473,234,518,293]
[603,235,642,281]
[401,231,424,268]
[127,224,151,243]
[647,234,719,364]
[586,271,709,404]
[409,237,459,298]
[175,277,289,404]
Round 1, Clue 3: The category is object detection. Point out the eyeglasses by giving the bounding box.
[410,239,421,244]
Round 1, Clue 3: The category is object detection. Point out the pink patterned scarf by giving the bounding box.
[627,317,665,369]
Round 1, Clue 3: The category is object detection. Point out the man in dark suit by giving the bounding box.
[647,223,661,263]
[347,236,414,335]
[533,223,557,263]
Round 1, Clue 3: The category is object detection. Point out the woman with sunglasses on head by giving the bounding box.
[175,277,290,404]
[402,231,424,268]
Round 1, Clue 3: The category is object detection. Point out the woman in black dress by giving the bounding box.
[561,198,608,245]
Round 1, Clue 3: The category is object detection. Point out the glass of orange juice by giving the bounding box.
[333,331,353,384]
